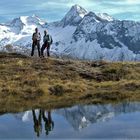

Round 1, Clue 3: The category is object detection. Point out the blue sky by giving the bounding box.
[0,0,140,23]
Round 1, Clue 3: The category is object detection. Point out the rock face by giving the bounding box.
[0,4,140,61]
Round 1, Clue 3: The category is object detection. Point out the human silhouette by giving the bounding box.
[32,109,42,137]
[41,30,53,57]
[42,110,54,136]
[31,28,41,57]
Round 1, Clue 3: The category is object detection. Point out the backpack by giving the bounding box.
[50,36,53,45]
[48,35,53,45]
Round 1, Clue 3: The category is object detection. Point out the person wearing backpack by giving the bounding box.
[41,30,53,57]
[31,28,41,57]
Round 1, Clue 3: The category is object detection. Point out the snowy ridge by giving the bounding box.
[0,4,140,61]
[97,13,114,22]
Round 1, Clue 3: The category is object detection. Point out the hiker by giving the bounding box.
[42,110,54,136]
[31,28,41,57]
[41,30,53,57]
[32,109,42,137]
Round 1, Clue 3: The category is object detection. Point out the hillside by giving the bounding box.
[0,53,140,112]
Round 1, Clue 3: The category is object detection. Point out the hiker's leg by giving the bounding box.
[31,42,35,56]
[37,42,41,57]
[47,44,50,57]
[32,110,37,123]
[42,110,48,122]
[41,44,45,57]
[42,110,45,121]
[48,111,51,122]
[38,109,42,123]
[38,110,42,132]
[41,44,43,56]
[48,111,54,130]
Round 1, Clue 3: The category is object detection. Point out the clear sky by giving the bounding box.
[0,0,140,23]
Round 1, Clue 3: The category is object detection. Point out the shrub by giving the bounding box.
[101,66,128,81]
[123,82,140,91]
[49,84,65,96]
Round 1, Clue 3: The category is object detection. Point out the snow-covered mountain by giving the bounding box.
[0,4,140,61]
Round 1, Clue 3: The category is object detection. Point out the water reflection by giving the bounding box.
[55,102,140,130]
[1,102,140,138]
[32,110,54,137]
[42,111,54,136]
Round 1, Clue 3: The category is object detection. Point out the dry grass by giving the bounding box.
[0,52,140,113]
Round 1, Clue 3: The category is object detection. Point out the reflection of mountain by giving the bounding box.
[55,102,140,130]
[14,102,140,130]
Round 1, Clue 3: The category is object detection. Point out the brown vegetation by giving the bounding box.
[0,52,140,113]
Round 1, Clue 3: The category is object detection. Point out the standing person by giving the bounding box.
[32,109,42,137]
[41,30,53,57]
[42,110,54,136]
[31,28,41,57]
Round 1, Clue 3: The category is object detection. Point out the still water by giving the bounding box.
[0,102,140,139]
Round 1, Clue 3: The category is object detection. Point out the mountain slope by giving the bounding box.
[0,4,140,61]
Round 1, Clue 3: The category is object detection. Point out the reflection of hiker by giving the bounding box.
[41,30,53,57]
[31,28,41,57]
[32,110,42,137]
[42,110,54,136]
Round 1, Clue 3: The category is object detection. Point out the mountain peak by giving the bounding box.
[20,15,45,25]
[8,15,42,26]
[70,4,88,17]
[61,4,88,27]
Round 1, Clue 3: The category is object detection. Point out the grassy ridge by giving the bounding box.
[0,52,140,113]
